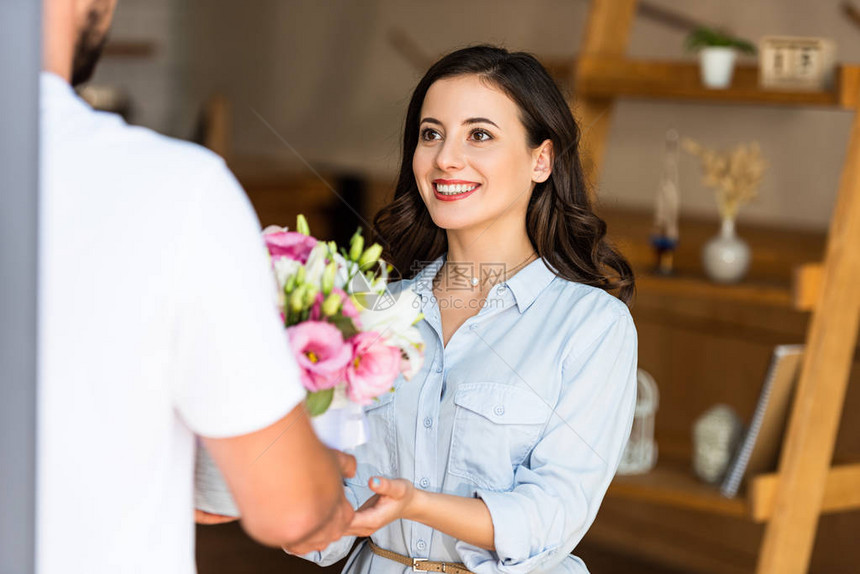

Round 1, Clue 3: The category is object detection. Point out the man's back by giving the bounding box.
[37,72,305,573]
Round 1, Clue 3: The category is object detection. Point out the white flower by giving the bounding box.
[358,286,425,379]
[303,244,330,287]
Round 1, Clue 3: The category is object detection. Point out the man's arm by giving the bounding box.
[202,403,354,551]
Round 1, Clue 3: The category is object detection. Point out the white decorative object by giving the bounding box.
[617,369,659,475]
[692,404,744,484]
[759,36,836,91]
[702,217,751,284]
[700,47,738,89]
[651,129,681,275]
[194,394,370,517]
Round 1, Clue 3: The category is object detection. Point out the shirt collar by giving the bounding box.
[504,256,557,313]
[406,253,557,314]
[40,71,93,126]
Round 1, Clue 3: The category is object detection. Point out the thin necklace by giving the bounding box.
[471,251,537,289]
[434,251,537,291]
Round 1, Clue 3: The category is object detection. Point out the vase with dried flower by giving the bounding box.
[683,139,767,283]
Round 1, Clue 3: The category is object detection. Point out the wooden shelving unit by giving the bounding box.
[610,460,860,524]
[576,58,860,109]
[575,2,860,573]
[634,273,794,309]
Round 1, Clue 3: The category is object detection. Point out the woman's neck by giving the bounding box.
[445,225,534,271]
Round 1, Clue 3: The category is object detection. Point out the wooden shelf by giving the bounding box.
[635,272,795,309]
[609,460,860,523]
[576,58,860,110]
[611,460,749,519]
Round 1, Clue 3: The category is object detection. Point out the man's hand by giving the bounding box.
[345,477,416,537]
[282,494,355,555]
[280,448,357,555]
[331,448,356,480]
[194,509,238,525]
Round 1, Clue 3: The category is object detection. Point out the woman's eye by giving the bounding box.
[470,129,493,142]
[420,128,441,141]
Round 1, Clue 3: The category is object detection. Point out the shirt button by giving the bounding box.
[416,539,427,551]
[469,324,477,331]
[494,405,505,416]
[498,284,507,292]
[419,477,430,488]
[423,417,433,429]
[435,364,443,373]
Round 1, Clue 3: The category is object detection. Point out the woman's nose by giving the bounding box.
[434,139,465,172]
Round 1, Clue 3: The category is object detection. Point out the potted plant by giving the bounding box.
[685,26,757,89]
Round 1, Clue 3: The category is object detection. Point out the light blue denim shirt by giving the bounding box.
[302,255,638,573]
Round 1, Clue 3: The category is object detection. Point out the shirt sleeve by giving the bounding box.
[171,157,306,438]
[457,308,638,574]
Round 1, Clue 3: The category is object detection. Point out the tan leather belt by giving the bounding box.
[368,540,473,574]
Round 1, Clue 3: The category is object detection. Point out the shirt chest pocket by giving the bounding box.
[447,382,551,492]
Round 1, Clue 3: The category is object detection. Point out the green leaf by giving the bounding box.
[329,315,359,339]
[684,26,756,55]
[305,388,334,417]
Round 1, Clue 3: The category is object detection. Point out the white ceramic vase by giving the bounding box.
[699,47,737,89]
[702,217,750,284]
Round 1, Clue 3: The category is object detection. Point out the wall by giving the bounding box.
[94,0,860,229]
[89,0,191,137]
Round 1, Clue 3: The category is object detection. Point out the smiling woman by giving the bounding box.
[292,45,638,574]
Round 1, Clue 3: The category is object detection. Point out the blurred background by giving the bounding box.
[85,1,860,572]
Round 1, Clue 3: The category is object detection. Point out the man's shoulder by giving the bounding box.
[43,89,232,193]
[95,115,229,183]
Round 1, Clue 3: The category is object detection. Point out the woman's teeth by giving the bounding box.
[435,183,478,195]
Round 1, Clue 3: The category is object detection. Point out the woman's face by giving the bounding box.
[412,74,551,234]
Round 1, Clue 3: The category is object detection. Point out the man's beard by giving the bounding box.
[71,9,109,87]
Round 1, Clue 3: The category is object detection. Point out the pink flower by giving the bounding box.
[263,229,317,263]
[345,332,402,405]
[309,288,361,324]
[287,321,352,392]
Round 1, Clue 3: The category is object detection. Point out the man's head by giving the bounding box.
[44,0,117,85]
[71,0,116,86]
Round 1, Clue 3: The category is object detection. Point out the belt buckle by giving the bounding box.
[412,558,429,572]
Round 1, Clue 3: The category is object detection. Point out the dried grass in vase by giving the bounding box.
[682,139,767,221]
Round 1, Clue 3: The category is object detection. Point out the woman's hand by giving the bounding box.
[346,477,417,537]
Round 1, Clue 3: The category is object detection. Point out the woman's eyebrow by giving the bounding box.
[463,117,500,128]
[419,117,500,129]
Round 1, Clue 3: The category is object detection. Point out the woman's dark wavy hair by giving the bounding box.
[373,45,635,304]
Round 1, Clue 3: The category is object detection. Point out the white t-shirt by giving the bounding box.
[36,72,306,574]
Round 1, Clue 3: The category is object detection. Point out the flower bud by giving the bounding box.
[349,230,365,261]
[296,265,306,285]
[321,261,337,295]
[358,243,383,269]
[321,292,342,317]
[285,273,297,293]
[303,285,318,308]
[289,286,305,312]
[296,214,311,236]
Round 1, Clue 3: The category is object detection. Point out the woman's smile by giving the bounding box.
[433,179,481,201]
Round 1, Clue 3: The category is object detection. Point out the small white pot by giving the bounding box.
[699,47,737,89]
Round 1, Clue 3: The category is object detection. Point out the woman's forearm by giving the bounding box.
[405,489,495,551]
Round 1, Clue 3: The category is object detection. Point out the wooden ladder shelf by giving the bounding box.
[573,2,860,573]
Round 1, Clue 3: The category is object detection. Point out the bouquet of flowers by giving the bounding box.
[195,215,424,516]
[264,215,424,444]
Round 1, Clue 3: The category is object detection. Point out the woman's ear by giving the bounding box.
[532,140,554,183]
